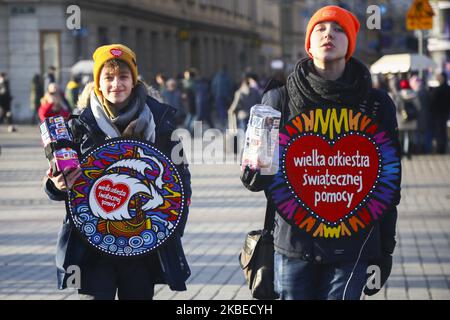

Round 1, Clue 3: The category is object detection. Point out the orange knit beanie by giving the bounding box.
[305,5,360,61]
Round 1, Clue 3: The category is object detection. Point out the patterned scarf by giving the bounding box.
[90,82,156,143]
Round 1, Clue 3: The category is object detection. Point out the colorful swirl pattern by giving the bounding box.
[68,138,185,257]
[269,108,401,239]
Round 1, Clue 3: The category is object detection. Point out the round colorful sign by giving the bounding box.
[269,108,401,238]
[68,138,185,257]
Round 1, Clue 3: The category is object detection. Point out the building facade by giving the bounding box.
[0,0,281,122]
[428,0,450,75]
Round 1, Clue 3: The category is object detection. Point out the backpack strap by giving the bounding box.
[68,114,79,121]
[363,88,382,120]
[263,78,284,95]
[262,80,290,126]
[280,87,289,126]
[263,196,276,232]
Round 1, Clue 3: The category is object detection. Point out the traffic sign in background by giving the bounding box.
[406,0,434,30]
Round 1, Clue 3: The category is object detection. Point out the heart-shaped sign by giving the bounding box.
[269,108,401,239]
[284,134,379,223]
[94,178,130,213]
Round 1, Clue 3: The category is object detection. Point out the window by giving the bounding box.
[136,29,144,48]
[150,31,159,74]
[98,27,109,46]
[136,28,145,75]
[120,26,129,46]
[40,31,60,81]
[236,0,248,17]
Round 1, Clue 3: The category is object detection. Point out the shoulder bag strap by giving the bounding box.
[263,85,289,232]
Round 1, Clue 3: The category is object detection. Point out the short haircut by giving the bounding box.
[102,59,131,75]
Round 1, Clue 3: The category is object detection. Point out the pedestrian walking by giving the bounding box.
[228,73,262,131]
[30,74,44,124]
[396,79,419,158]
[161,78,186,127]
[44,65,57,91]
[181,68,197,132]
[0,72,16,132]
[195,76,214,129]
[247,72,264,96]
[241,5,401,300]
[155,73,167,93]
[43,43,192,300]
[38,83,71,122]
[65,74,82,111]
[429,72,450,154]
[409,75,432,154]
[212,66,234,129]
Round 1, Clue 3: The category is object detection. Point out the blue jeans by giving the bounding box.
[237,117,249,131]
[274,252,368,300]
[215,97,229,127]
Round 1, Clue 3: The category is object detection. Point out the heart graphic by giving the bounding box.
[94,178,130,213]
[284,134,380,223]
[110,48,123,57]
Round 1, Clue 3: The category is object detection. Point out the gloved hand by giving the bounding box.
[240,165,273,192]
[364,254,393,296]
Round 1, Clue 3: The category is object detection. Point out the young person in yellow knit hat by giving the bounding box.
[241,6,401,300]
[44,44,192,299]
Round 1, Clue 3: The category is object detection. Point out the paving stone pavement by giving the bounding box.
[0,125,449,300]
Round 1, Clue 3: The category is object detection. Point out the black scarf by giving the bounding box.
[286,57,372,115]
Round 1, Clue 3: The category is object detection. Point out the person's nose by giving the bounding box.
[111,76,120,87]
[323,26,334,39]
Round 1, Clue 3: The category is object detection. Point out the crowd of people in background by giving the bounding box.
[0,72,16,132]
[375,71,450,156]
[0,64,449,155]
[154,65,266,134]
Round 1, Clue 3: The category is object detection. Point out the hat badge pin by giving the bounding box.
[110,48,123,57]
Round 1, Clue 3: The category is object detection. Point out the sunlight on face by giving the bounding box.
[99,65,133,106]
[308,21,348,62]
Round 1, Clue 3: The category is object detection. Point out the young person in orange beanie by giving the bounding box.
[44,44,192,299]
[241,5,401,300]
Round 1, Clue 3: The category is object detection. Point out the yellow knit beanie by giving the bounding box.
[92,44,138,97]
